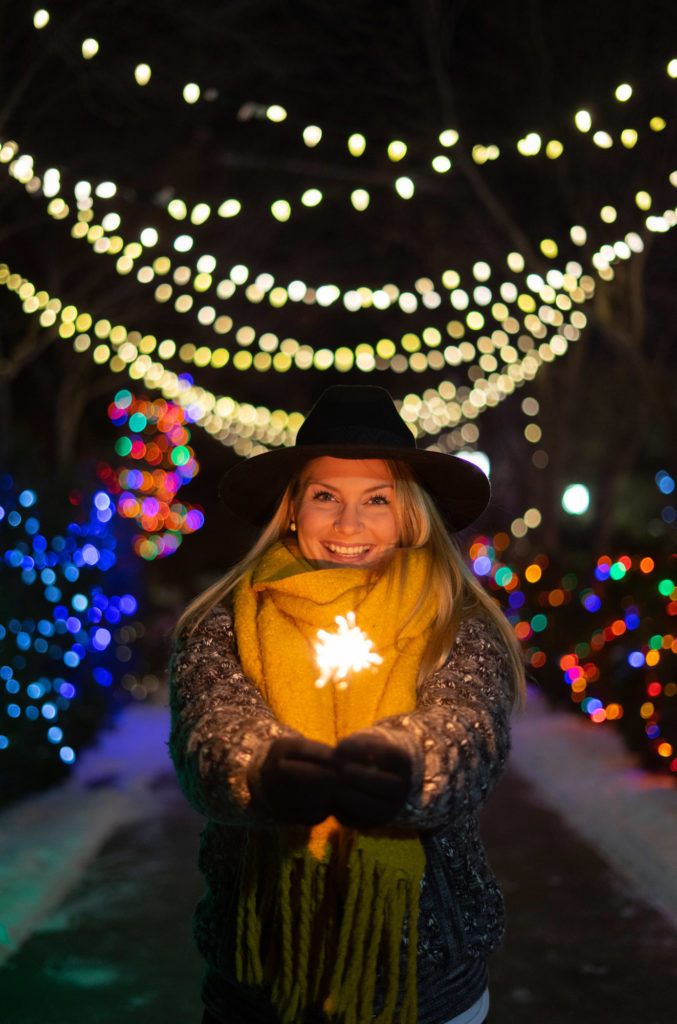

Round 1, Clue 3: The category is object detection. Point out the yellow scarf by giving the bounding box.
[233,542,437,1024]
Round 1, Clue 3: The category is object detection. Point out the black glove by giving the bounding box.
[334,732,412,829]
[254,736,338,826]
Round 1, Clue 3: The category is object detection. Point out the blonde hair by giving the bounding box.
[388,463,526,707]
[176,459,526,708]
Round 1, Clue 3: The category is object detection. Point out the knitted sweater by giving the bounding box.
[169,604,514,1024]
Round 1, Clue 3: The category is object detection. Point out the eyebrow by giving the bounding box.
[307,480,394,493]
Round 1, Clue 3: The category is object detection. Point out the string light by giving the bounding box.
[182,83,200,104]
[7,122,673,356]
[1,256,591,450]
[3,52,673,344]
[302,125,322,147]
[1,180,589,372]
[347,133,366,157]
[387,140,407,162]
[3,137,608,398]
[266,104,287,123]
[81,38,99,60]
[25,13,677,194]
[134,63,151,86]
[1,37,674,420]
[394,176,415,199]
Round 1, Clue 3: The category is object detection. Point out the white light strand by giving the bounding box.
[1,136,600,386]
[28,13,675,179]
[0,260,586,450]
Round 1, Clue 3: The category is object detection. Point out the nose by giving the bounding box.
[334,501,362,535]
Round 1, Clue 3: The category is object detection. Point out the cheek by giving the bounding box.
[387,514,401,543]
[375,509,400,544]
[296,506,323,544]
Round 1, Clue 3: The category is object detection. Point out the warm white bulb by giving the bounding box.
[395,176,414,199]
[135,63,151,86]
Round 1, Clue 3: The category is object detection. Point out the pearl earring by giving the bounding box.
[290,521,296,532]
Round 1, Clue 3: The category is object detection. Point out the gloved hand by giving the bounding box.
[334,731,412,829]
[254,736,338,826]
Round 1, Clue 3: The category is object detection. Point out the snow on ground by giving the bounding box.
[1,690,676,967]
[0,703,172,965]
[511,689,677,929]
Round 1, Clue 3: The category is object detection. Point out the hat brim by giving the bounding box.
[218,443,490,532]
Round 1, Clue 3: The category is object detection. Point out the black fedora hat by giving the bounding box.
[218,385,490,531]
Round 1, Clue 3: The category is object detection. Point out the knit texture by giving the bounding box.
[233,542,436,1023]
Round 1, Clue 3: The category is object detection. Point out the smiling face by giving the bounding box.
[295,457,401,567]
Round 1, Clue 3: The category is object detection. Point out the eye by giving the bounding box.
[367,492,391,505]
[311,489,337,502]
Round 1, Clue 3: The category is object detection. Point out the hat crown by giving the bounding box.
[219,384,490,536]
[296,385,416,450]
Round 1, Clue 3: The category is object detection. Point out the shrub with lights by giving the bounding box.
[97,388,205,560]
[470,472,677,775]
[0,388,206,804]
[0,475,141,805]
[555,552,677,773]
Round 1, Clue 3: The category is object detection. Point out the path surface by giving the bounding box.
[1,697,676,1022]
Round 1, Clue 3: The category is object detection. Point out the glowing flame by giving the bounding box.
[314,612,382,689]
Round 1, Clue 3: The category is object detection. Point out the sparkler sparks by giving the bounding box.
[314,612,382,689]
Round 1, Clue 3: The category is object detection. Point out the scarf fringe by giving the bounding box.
[237,832,424,1024]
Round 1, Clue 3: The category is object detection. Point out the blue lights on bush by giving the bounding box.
[656,471,675,495]
[93,667,113,687]
[92,627,112,651]
[1,474,141,787]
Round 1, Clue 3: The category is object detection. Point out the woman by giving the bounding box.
[169,384,525,1024]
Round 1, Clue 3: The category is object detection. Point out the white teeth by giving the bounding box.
[325,543,370,556]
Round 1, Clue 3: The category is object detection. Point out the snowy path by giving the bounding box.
[510,690,677,929]
[1,691,676,972]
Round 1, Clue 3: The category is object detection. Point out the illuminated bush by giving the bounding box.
[0,475,141,804]
[97,389,204,560]
[471,530,677,776]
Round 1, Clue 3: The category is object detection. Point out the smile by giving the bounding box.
[324,543,373,557]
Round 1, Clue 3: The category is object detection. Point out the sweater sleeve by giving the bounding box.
[363,615,515,832]
[168,603,299,825]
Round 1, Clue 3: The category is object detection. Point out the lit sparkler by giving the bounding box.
[314,612,383,689]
